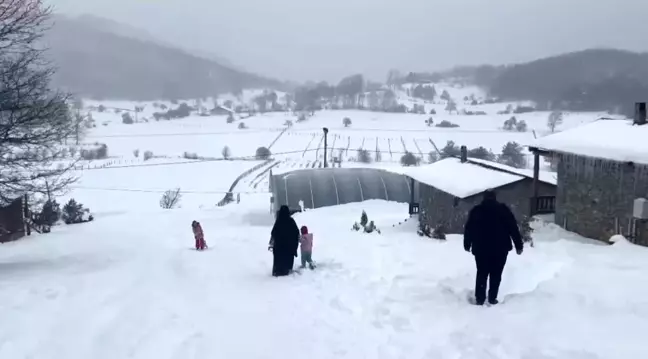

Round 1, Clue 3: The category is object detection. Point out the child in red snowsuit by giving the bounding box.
[192,221,207,250]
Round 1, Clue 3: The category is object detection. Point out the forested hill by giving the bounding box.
[417,49,648,115]
[44,15,284,101]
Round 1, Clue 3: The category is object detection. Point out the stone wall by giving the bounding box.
[418,178,556,234]
[555,153,648,245]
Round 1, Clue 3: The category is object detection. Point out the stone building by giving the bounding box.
[529,113,648,245]
[405,149,557,234]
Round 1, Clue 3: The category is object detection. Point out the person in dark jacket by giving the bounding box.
[270,205,300,276]
[464,190,523,305]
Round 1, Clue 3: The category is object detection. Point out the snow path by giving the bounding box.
[1,200,648,358]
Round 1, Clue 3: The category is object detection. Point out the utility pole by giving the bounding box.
[323,127,329,168]
[75,111,80,145]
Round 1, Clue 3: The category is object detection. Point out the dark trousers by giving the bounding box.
[474,252,508,303]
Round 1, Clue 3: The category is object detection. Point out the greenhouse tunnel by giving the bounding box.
[270,167,417,213]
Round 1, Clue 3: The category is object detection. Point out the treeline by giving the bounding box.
[293,74,404,112]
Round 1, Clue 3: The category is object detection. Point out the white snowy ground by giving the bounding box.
[1,198,647,359]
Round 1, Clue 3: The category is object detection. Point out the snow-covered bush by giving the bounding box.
[96,144,108,159]
[62,199,93,224]
[133,149,140,158]
[428,151,438,163]
[425,117,434,126]
[160,188,182,209]
[122,112,134,124]
[360,210,368,227]
[467,146,495,161]
[516,120,528,132]
[222,146,231,159]
[255,147,272,160]
[357,149,371,163]
[183,152,199,160]
[497,141,526,169]
[436,120,460,128]
[284,120,293,127]
[80,144,108,160]
[400,151,420,166]
[36,199,61,227]
[143,150,154,161]
[364,220,381,234]
[343,117,352,127]
[238,122,247,129]
[417,223,432,238]
[503,116,517,131]
[352,211,379,233]
[520,216,534,247]
[432,224,447,240]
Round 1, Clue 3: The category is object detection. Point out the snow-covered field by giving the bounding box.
[2,199,647,358]
[2,87,641,358]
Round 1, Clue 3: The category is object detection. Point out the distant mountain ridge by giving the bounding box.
[45,14,283,100]
[409,48,648,115]
[69,14,241,70]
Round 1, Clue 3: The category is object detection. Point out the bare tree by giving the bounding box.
[547,111,563,133]
[160,188,182,209]
[0,1,76,203]
[222,145,231,159]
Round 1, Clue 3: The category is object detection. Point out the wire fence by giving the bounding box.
[67,146,536,171]
[85,126,540,139]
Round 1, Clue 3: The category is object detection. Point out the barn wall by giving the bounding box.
[418,179,556,234]
[555,153,648,245]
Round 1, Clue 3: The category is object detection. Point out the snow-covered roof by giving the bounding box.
[402,158,525,198]
[530,119,648,165]
[466,157,557,186]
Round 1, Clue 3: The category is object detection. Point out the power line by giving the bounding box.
[85,129,285,139]
[69,186,270,194]
[77,149,309,170]
[84,126,533,139]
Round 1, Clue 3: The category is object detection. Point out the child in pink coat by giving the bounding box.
[299,226,315,270]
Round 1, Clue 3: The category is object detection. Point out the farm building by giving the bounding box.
[405,147,557,234]
[269,167,413,214]
[0,196,27,243]
[529,106,648,245]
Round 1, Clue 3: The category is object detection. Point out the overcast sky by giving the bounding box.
[51,0,648,83]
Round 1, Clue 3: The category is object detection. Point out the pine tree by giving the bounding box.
[62,199,84,224]
[360,210,368,227]
[39,199,61,226]
[520,216,534,247]
[432,223,447,240]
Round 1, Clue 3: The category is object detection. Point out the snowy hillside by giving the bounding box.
[2,199,648,358]
[2,87,646,358]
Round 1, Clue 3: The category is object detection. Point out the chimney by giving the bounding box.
[460,145,467,163]
[634,102,646,125]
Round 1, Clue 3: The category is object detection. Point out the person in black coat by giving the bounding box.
[464,189,523,305]
[270,205,300,276]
